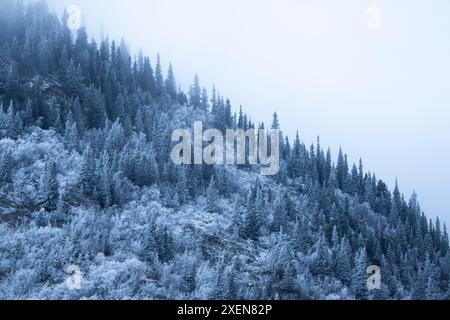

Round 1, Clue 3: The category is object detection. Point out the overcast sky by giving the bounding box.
[47,0,450,225]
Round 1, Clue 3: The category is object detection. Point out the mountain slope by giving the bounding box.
[0,0,449,300]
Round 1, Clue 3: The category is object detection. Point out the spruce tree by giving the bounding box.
[154,53,165,96]
[165,64,177,99]
[175,166,188,204]
[271,112,280,129]
[201,87,209,112]
[310,235,332,277]
[336,237,352,286]
[0,150,13,185]
[42,159,59,212]
[272,189,289,232]
[241,188,260,240]
[351,248,368,300]
[64,112,78,151]
[98,151,112,208]
[205,176,219,213]
[216,262,234,300]
[80,145,96,196]
[336,147,348,189]
[189,74,202,109]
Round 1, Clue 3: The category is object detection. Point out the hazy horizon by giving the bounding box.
[47,0,450,225]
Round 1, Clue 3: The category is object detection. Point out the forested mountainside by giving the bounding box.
[0,0,449,300]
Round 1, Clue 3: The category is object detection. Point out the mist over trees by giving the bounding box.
[0,0,449,300]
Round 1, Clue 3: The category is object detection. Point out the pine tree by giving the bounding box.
[350,164,359,195]
[237,106,245,129]
[241,188,260,240]
[272,189,289,232]
[434,217,442,251]
[210,85,218,115]
[271,112,280,129]
[37,38,51,75]
[98,151,112,208]
[201,87,209,112]
[336,237,352,286]
[64,60,84,97]
[205,176,219,213]
[336,147,348,189]
[0,150,14,185]
[141,56,156,93]
[83,85,106,129]
[271,236,298,298]
[224,99,233,128]
[175,166,188,204]
[165,64,177,99]
[189,74,202,109]
[441,223,449,256]
[0,101,15,137]
[310,235,332,277]
[155,227,173,263]
[135,107,145,134]
[80,145,96,196]
[155,53,165,95]
[412,259,430,300]
[351,248,368,300]
[64,112,79,151]
[288,132,305,178]
[147,145,160,184]
[425,264,441,300]
[140,221,158,263]
[231,196,243,238]
[358,158,364,196]
[42,159,59,212]
[216,260,234,300]
[389,181,401,224]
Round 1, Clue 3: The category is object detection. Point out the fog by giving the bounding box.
[47,0,450,225]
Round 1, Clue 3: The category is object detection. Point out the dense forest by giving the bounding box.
[0,0,449,300]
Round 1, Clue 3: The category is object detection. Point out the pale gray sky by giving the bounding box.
[48,0,450,225]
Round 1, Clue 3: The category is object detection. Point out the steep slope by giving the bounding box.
[0,0,449,300]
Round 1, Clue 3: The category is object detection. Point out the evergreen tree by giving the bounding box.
[241,188,260,240]
[189,74,202,109]
[336,147,348,190]
[205,176,219,213]
[83,85,106,129]
[412,260,429,300]
[165,64,177,99]
[175,166,188,204]
[335,237,352,286]
[64,60,84,97]
[98,151,112,208]
[351,248,368,300]
[134,107,145,134]
[0,150,14,185]
[64,112,78,151]
[80,145,96,196]
[272,189,289,232]
[310,235,332,277]
[201,87,209,112]
[41,159,59,212]
[154,53,165,95]
[216,259,235,299]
